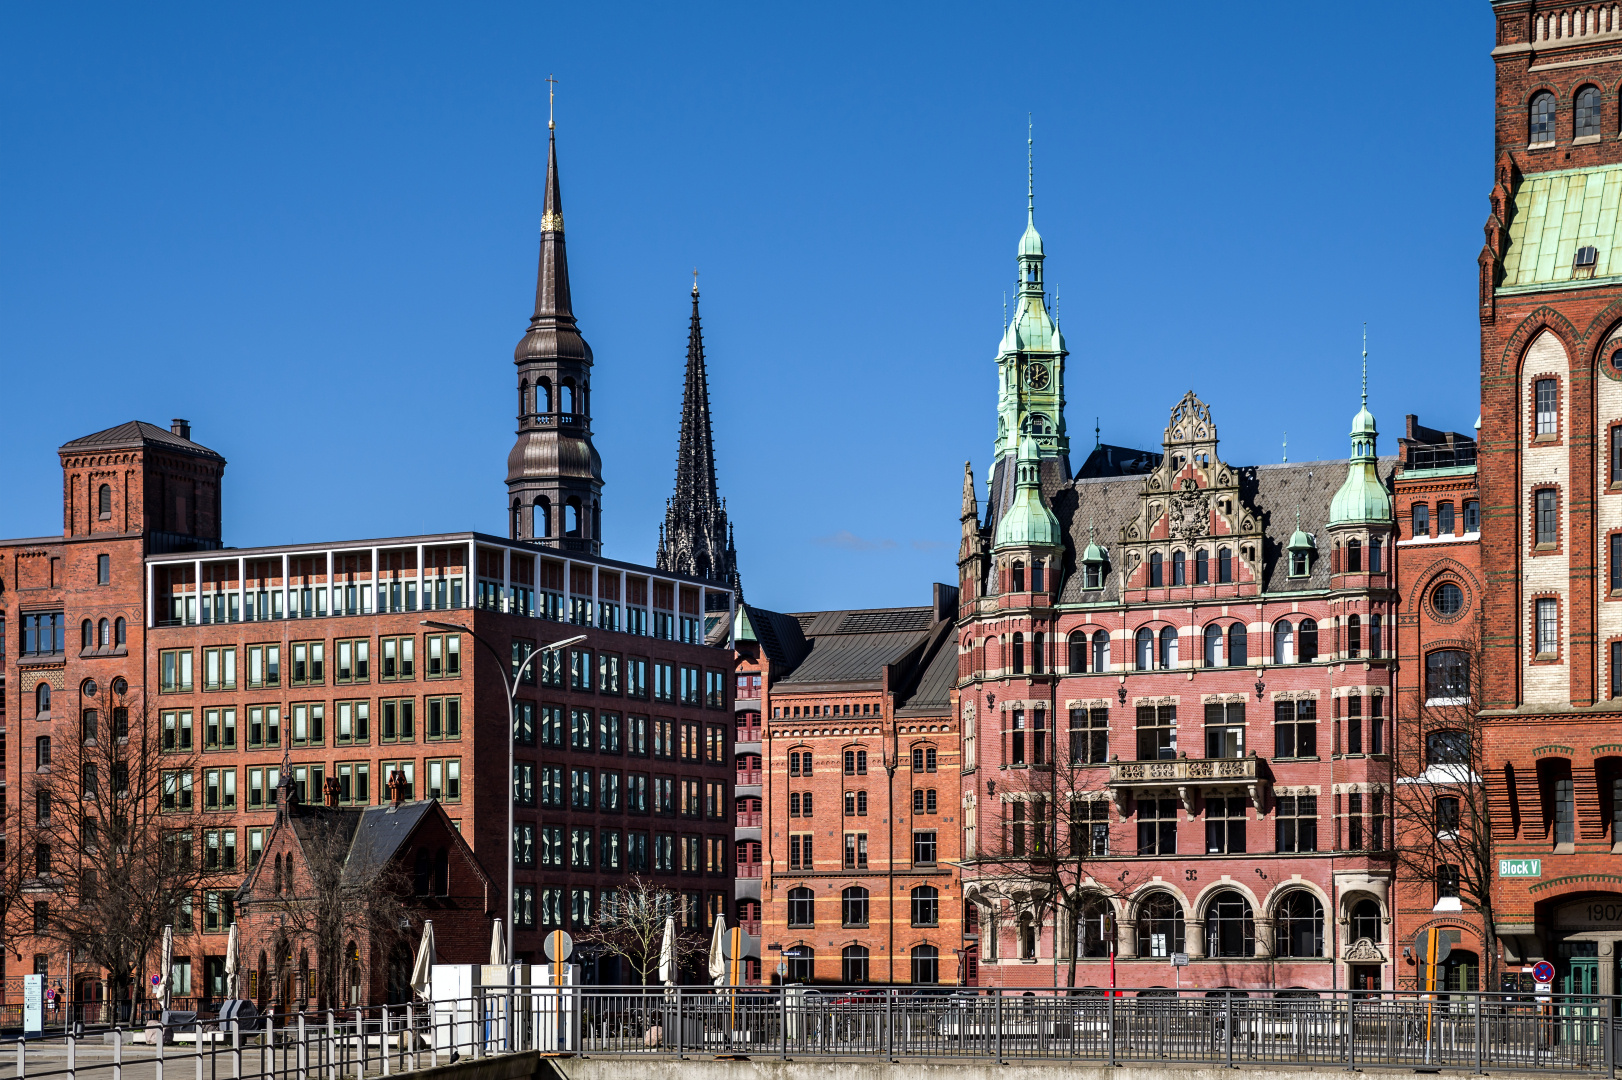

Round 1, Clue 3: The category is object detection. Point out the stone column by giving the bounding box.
[1253,917,1274,959]
[1118,919,1138,960]
[1187,920,1207,960]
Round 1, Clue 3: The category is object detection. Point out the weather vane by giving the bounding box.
[546,74,558,130]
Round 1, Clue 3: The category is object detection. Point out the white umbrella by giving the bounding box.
[657,915,676,986]
[707,915,728,986]
[411,921,437,999]
[223,923,240,1000]
[155,924,174,1011]
[488,918,506,965]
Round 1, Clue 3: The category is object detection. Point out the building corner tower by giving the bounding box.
[506,119,603,554]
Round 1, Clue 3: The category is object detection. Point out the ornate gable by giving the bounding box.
[1116,393,1264,596]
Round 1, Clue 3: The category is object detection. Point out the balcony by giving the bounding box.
[1107,752,1264,812]
[736,726,761,743]
[736,811,761,828]
[736,769,761,786]
[738,863,763,878]
[739,919,761,937]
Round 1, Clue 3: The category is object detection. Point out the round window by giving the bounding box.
[1433,582,1465,617]
[1612,348,1622,375]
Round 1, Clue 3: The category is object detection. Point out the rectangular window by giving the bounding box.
[162,770,194,812]
[705,724,727,765]
[1412,504,1430,539]
[203,768,237,811]
[1535,378,1558,436]
[426,696,461,740]
[380,636,415,680]
[912,830,938,866]
[570,708,595,751]
[1068,707,1109,764]
[290,702,324,747]
[679,665,701,705]
[514,701,535,746]
[247,644,280,688]
[681,834,701,873]
[289,641,325,686]
[652,717,674,758]
[247,828,267,868]
[1008,709,1047,765]
[1344,694,1364,755]
[653,662,675,703]
[654,775,674,815]
[335,700,369,744]
[203,647,237,691]
[1536,597,1559,657]
[1204,795,1247,854]
[627,658,649,700]
[335,761,370,804]
[626,831,648,871]
[20,612,65,656]
[1275,794,1318,852]
[203,708,237,750]
[162,710,194,752]
[1135,704,1177,760]
[515,824,535,868]
[571,828,595,869]
[1464,499,1480,532]
[1536,489,1558,546]
[203,829,237,871]
[706,835,726,874]
[1274,699,1317,758]
[334,638,370,683]
[380,698,416,742]
[160,649,194,693]
[541,765,565,808]
[426,758,460,801]
[424,633,460,679]
[247,767,280,810]
[571,767,593,809]
[600,770,622,812]
[290,764,324,804]
[653,834,675,872]
[627,774,648,813]
[705,670,725,709]
[1437,864,1460,901]
[540,826,564,867]
[540,887,564,927]
[1203,702,1245,758]
[514,763,535,806]
[599,653,622,694]
[540,706,564,748]
[1437,501,1456,536]
[599,712,622,754]
[1072,800,1110,857]
[570,648,594,691]
[97,553,110,584]
[1137,798,1177,855]
[247,706,281,749]
[789,832,813,870]
[843,832,868,870]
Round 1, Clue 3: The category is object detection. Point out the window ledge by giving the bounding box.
[1534,652,1559,661]
[1554,842,1576,855]
[1575,135,1603,146]
[1528,140,1556,150]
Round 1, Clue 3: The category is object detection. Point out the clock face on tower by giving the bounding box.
[1027,363,1050,390]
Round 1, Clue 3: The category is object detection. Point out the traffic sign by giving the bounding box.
[544,929,573,962]
[1170,953,1190,967]
[1532,961,1555,983]
[1413,930,1453,966]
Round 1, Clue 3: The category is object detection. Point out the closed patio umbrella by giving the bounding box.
[411,921,437,999]
[489,918,506,965]
[223,923,240,999]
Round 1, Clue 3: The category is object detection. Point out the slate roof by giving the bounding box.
[60,420,224,459]
[747,600,952,694]
[1500,163,1622,291]
[895,623,958,717]
[1050,457,1397,605]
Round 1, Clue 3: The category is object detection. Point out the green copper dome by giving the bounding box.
[1329,405,1392,526]
[1082,537,1107,563]
[994,434,1061,549]
[1288,526,1315,552]
[1351,404,1377,435]
[1019,214,1044,257]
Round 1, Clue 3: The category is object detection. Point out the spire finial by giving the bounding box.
[1095,417,1100,449]
[1003,291,1007,330]
[1282,431,1287,463]
[1361,322,1368,408]
[1027,113,1034,219]
[546,74,557,131]
[692,267,699,297]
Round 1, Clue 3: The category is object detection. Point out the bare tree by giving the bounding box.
[965,702,1150,988]
[240,806,410,1011]
[14,685,209,1016]
[1389,632,1499,991]
[577,875,707,985]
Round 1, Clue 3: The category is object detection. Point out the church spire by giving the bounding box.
[657,279,741,601]
[506,113,604,553]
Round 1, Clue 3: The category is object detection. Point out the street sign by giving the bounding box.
[544,929,573,962]
[1500,858,1542,878]
[23,975,43,1037]
[1532,961,1555,983]
[1413,930,1453,967]
[1170,953,1190,967]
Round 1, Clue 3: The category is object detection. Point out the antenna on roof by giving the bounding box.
[1362,322,1369,408]
[1282,431,1287,464]
[1095,417,1101,449]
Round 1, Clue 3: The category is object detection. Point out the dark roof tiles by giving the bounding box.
[60,420,224,460]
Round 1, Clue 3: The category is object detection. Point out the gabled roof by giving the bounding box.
[59,420,224,460]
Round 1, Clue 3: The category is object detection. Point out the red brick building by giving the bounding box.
[1,121,738,1008]
[1476,0,1622,998]
[1389,416,1486,992]
[736,591,962,986]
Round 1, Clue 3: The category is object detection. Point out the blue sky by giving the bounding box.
[1,2,1492,612]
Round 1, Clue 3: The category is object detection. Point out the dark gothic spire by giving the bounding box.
[657,280,741,602]
[514,126,590,367]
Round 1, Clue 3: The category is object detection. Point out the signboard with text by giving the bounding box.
[1499,859,1542,878]
[23,975,43,1037]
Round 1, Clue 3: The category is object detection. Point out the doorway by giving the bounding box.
[1559,942,1603,1044]
[1350,965,1381,992]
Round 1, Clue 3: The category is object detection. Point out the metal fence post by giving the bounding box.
[1474,992,1484,1074]
[260,1012,271,1080]
[297,1013,308,1080]
[994,990,1003,1064]
[1224,991,1234,1069]
[66,1032,74,1080]
[675,990,684,1061]
[1346,995,1355,1071]
[380,1007,390,1078]
[406,1004,416,1071]
[193,1021,203,1080]
[779,989,787,1060]
[16,1036,24,1080]
[156,1018,165,1080]
[113,1027,122,1080]
[885,989,894,1061]
[1107,990,1117,1067]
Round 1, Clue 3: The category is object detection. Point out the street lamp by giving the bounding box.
[422,619,585,963]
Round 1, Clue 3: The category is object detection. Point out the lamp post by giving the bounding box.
[422,619,585,963]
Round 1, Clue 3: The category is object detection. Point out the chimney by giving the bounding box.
[171,419,192,441]
[932,582,959,624]
[322,776,341,809]
[387,769,408,808]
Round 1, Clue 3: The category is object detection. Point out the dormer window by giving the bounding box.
[1084,563,1103,590]
[1291,550,1310,577]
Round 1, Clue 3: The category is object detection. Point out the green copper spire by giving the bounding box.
[1329,325,1393,526]
[994,432,1061,549]
[993,115,1068,472]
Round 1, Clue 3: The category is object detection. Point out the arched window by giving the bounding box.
[1274,891,1324,957]
[911,885,939,927]
[1012,560,1025,592]
[1172,550,1186,586]
[1195,549,1209,584]
[81,620,94,650]
[910,944,939,985]
[1350,898,1382,943]
[511,499,522,537]
[1203,624,1224,667]
[1068,631,1087,674]
[1077,894,1112,958]
[1228,622,1247,666]
[1426,650,1469,702]
[1092,630,1111,672]
[564,499,581,537]
[1205,890,1255,957]
[842,944,870,983]
[36,684,51,717]
[1530,90,1557,143]
[1298,619,1318,663]
[1346,538,1362,573]
[518,379,528,417]
[114,618,126,646]
[1273,620,1295,665]
[784,946,814,982]
[1135,627,1154,671]
[1149,552,1164,588]
[1158,626,1178,669]
[98,484,112,520]
[1347,614,1361,659]
[560,381,576,414]
[1218,547,1233,583]
[97,619,109,647]
[1136,892,1185,957]
[273,854,284,895]
[1577,85,1602,138]
[414,850,431,895]
[1011,632,1025,675]
[537,378,552,414]
[786,886,815,928]
[533,497,550,539]
[842,886,869,927]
